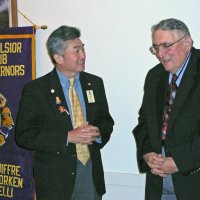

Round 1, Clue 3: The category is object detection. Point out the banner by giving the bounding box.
[0,26,35,199]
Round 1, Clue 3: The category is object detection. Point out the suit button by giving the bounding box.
[57,152,60,155]
[71,172,75,175]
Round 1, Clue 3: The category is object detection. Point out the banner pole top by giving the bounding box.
[18,10,47,30]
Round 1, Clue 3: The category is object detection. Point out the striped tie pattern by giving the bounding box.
[161,74,178,141]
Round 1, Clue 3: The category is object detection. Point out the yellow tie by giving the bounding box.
[69,77,90,165]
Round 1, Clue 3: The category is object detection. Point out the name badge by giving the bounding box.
[86,90,95,103]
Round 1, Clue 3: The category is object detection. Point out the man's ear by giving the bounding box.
[184,35,193,50]
[53,54,63,64]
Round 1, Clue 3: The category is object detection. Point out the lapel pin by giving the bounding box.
[56,97,61,104]
[51,89,55,94]
[58,106,69,115]
[87,82,91,86]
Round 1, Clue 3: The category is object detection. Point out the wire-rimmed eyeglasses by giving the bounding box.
[149,36,186,55]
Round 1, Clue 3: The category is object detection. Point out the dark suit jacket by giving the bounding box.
[133,47,200,200]
[15,68,114,200]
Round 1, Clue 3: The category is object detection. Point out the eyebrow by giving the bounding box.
[73,44,85,49]
[152,42,169,47]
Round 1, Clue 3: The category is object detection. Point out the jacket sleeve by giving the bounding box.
[92,78,114,149]
[132,73,154,173]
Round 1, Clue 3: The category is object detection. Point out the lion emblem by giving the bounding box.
[0,93,14,146]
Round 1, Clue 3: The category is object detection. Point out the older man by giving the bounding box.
[133,18,200,200]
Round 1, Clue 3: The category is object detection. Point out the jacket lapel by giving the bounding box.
[155,70,169,132]
[48,68,72,129]
[80,72,96,124]
[169,49,200,124]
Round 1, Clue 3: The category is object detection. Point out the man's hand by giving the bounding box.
[155,156,179,175]
[143,152,179,177]
[68,123,100,144]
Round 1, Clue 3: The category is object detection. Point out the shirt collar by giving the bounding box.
[169,51,191,84]
[56,69,80,88]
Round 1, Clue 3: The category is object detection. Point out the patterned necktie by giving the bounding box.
[69,77,90,165]
[161,74,178,141]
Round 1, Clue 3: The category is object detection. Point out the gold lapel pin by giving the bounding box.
[56,96,61,104]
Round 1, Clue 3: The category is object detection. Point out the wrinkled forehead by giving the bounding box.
[152,30,181,43]
[66,38,84,48]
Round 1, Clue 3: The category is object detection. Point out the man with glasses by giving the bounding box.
[133,18,200,200]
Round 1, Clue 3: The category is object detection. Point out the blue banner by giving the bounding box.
[0,26,35,199]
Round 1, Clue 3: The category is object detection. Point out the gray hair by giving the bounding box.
[46,25,81,64]
[151,18,191,37]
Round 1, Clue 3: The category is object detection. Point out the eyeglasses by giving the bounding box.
[149,36,186,55]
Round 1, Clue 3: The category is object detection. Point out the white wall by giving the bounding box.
[17,1,200,198]
[103,172,145,200]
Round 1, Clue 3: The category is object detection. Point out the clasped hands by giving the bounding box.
[143,152,179,177]
[68,123,100,144]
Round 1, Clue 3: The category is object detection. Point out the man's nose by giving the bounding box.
[80,50,86,59]
[156,46,167,58]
